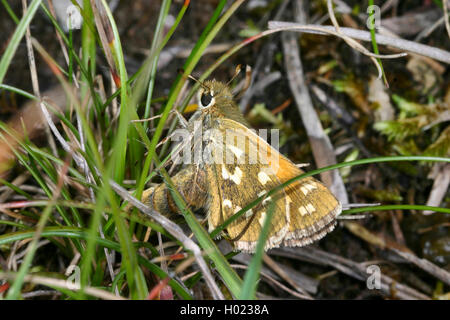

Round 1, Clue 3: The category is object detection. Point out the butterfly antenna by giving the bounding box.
[188,75,211,92]
[226,64,242,87]
[233,65,252,99]
[178,68,211,91]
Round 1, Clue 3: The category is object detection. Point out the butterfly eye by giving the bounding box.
[200,92,214,108]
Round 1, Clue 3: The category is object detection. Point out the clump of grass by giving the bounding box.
[0,0,245,300]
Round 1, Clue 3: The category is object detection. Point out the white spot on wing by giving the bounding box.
[222,166,230,179]
[258,190,267,197]
[230,167,242,185]
[306,203,316,213]
[222,166,243,185]
[258,211,267,226]
[301,186,309,195]
[223,199,232,208]
[299,206,308,216]
[285,196,291,224]
[301,182,318,195]
[258,171,271,185]
[262,196,272,206]
[257,190,271,206]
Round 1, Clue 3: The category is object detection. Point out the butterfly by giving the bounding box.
[141,79,341,253]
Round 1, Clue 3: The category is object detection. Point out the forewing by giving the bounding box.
[206,118,341,252]
[204,120,289,253]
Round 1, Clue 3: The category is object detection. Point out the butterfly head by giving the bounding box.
[197,80,232,109]
[197,79,248,125]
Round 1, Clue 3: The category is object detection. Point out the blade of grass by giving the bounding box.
[30,33,146,299]
[1,271,126,300]
[239,202,276,300]
[0,0,42,84]
[29,12,143,298]
[0,84,36,100]
[81,0,148,299]
[343,204,450,215]
[142,0,171,129]
[368,0,388,86]
[1,0,20,24]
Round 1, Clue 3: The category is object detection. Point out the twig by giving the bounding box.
[230,264,312,299]
[0,173,29,203]
[415,15,447,41]
[268,22,450,64]
[344,221,450,287]
[380,0,398,14]
[233,252,319,294]
[443,0,450,40]
[238,72,281,110]
[391,248,450,287]
[310,85,354,126]
[272,247,431,300]
[424,164,450,214]
[13,240,50,260]
[156,42,237,70]
[381,9,442,37]
[21,290,61,298]
[263,254,313,298]
[327,0,383,79]
[0,272,126,300]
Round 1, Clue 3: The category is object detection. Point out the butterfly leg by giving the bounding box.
[173,109,189,129]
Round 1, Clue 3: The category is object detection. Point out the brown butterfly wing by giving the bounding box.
[205,118,341,252]
[203,122,289,252]
[277,156,342,246]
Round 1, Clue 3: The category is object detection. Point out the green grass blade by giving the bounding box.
[343,204,450,215]
[0,0,42,84]
[239,202,275,300]
[368,0,387,86]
